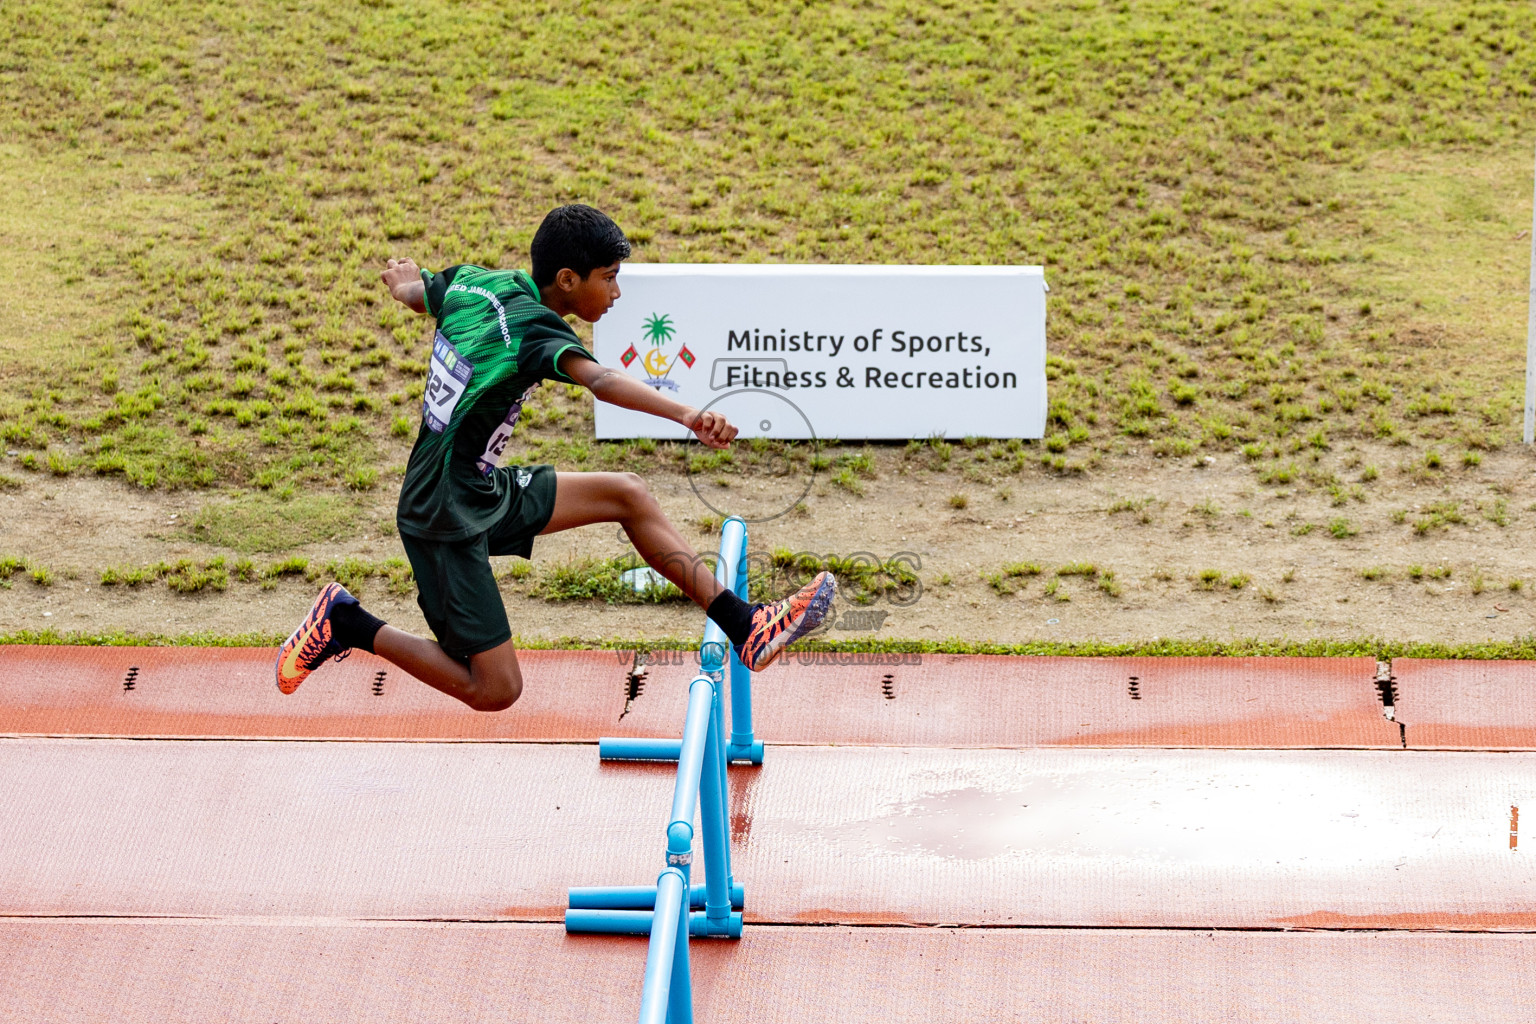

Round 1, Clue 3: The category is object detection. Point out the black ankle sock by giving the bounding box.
[706,590,757,647]
[331,600,386,653]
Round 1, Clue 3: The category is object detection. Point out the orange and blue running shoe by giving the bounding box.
[736,570,836,671]
[274,582,355,694]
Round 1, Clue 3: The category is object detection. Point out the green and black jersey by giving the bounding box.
[396,265,596,541]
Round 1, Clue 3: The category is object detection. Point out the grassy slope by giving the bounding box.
[1,0,1535,494]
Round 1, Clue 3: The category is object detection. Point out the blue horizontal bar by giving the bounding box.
[565,908,743,938]
[569,883,744,911]
[599,737,682,761]
[599,736,764,764]
[566,909,654,935]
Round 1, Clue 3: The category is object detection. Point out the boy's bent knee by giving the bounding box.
[468,679,521,713]
[614,472,657,515]
[465,640,522,712]
[466,668,522,712]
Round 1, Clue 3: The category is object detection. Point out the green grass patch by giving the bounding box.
[981,559,1121,599]
[527,556,688,604]
[185,493,362,553]
[1107,496,1155,516]
[830,467,865,496]
[1328,518,1358,539]
[1481,498,1510,527]
[99,558,229,593]
[1195,569,1224,590]
[96,552,410,597]
[264,556,310,579]
[0,556,54,588]
[162,559,228,594]
[758,551,919,606]
[1411,501,1466,534]
[307,556,414,598]
[99,565,159,587]
[983,560,1043,595]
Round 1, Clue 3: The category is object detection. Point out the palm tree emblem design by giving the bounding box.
[622,312,693,391]
[643,313,675,347]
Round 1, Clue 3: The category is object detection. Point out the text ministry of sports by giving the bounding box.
[711,327,1021,390]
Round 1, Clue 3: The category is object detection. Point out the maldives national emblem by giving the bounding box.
[626,313,694,392]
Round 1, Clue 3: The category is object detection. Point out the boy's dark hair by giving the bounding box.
[530,204,631,288]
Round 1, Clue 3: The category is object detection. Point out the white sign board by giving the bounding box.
[592,264,1047,440]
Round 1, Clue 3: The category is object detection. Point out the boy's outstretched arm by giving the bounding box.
[560,351,737,450]
[381,257,427,315]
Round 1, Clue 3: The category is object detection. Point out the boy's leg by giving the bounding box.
[372,628,523,713]
[345,475,674,708]
[276,469,839,699]
[371,529,523,710]
[539,471,724,609]
[540,471,836,669]
[365,473,721,703]
[275,537,524,712]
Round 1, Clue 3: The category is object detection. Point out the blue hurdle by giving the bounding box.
[566,521,756,1021]
[598,515,765,766]
[565,671,742,935]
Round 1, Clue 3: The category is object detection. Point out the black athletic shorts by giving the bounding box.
[398,464,557,660]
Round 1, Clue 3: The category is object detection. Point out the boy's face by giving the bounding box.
[559,261,622,322]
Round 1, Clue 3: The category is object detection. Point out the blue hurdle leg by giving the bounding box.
[700,688,735,933]
[636,869,685,1024]
[726,524,764,764]
[668,866,693,1024]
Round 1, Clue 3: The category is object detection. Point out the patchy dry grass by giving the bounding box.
[97,553,417,597]
[2,0,1535,496]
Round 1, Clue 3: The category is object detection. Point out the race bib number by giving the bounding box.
[423,332,474,434]
[476,384,539,475]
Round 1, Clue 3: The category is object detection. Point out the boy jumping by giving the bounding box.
[274,205,835,711]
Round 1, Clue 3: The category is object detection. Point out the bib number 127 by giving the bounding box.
[423,331,474,433]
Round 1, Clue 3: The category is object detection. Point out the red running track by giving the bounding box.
[1394,658,1536,749]
[2,739,1533,929]
[0,647,1401,747]
[3,921,1534,1023]
[0,647,1530,1021]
